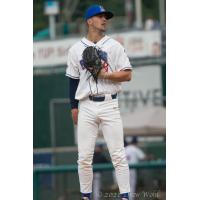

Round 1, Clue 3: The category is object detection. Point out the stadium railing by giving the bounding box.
[33,160,166,200]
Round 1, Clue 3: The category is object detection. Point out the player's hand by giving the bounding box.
[71,108,79,125]
[98,68,109,79]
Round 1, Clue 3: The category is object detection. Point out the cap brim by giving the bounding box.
[103,11,114,19]
[95,11,114,20]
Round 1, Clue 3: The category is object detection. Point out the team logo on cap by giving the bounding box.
[100,6,105,12]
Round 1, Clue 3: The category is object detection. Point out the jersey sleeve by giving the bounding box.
[137,148,146,160]
[114,43,132,71]
[65,49,80,79]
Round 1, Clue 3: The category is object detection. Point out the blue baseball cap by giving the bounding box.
[84,5,114,21]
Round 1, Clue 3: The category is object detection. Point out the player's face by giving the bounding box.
[89,14,108,32]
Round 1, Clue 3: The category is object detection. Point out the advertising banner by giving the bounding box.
[33,30,161,67]
[119,65,163,113]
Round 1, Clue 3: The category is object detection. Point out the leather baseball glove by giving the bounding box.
[82,46,102,82]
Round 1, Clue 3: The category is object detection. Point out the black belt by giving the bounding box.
[89,93,117,102]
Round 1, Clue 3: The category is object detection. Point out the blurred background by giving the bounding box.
[33,0,166,200]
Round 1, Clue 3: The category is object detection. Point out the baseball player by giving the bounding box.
[125,137,146,200]
[66,5,133,200]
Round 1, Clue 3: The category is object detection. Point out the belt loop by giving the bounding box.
[105,94,112,101]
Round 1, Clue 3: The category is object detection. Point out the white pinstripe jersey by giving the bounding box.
[66,35,132,100]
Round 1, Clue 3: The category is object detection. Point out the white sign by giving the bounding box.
[33,30,161,67]
[112,31,161,58]
[33,38,77,67]
[44,1,59,15]
[119,65,163,113]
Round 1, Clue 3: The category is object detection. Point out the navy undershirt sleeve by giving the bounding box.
[69,77,79,109]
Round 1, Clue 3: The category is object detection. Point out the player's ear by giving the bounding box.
[87,18,93,26]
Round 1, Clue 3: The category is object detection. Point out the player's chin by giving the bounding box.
[100,25,107,31]
[100,27,106,32]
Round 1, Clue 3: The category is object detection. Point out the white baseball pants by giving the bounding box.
[77,97,130,194]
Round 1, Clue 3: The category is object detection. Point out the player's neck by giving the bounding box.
[86,31,105,44]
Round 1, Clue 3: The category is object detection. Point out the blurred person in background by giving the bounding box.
[125,136,149,200]
[144,16,154,30]
[144,16,160,30]
[92,144,109,200]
